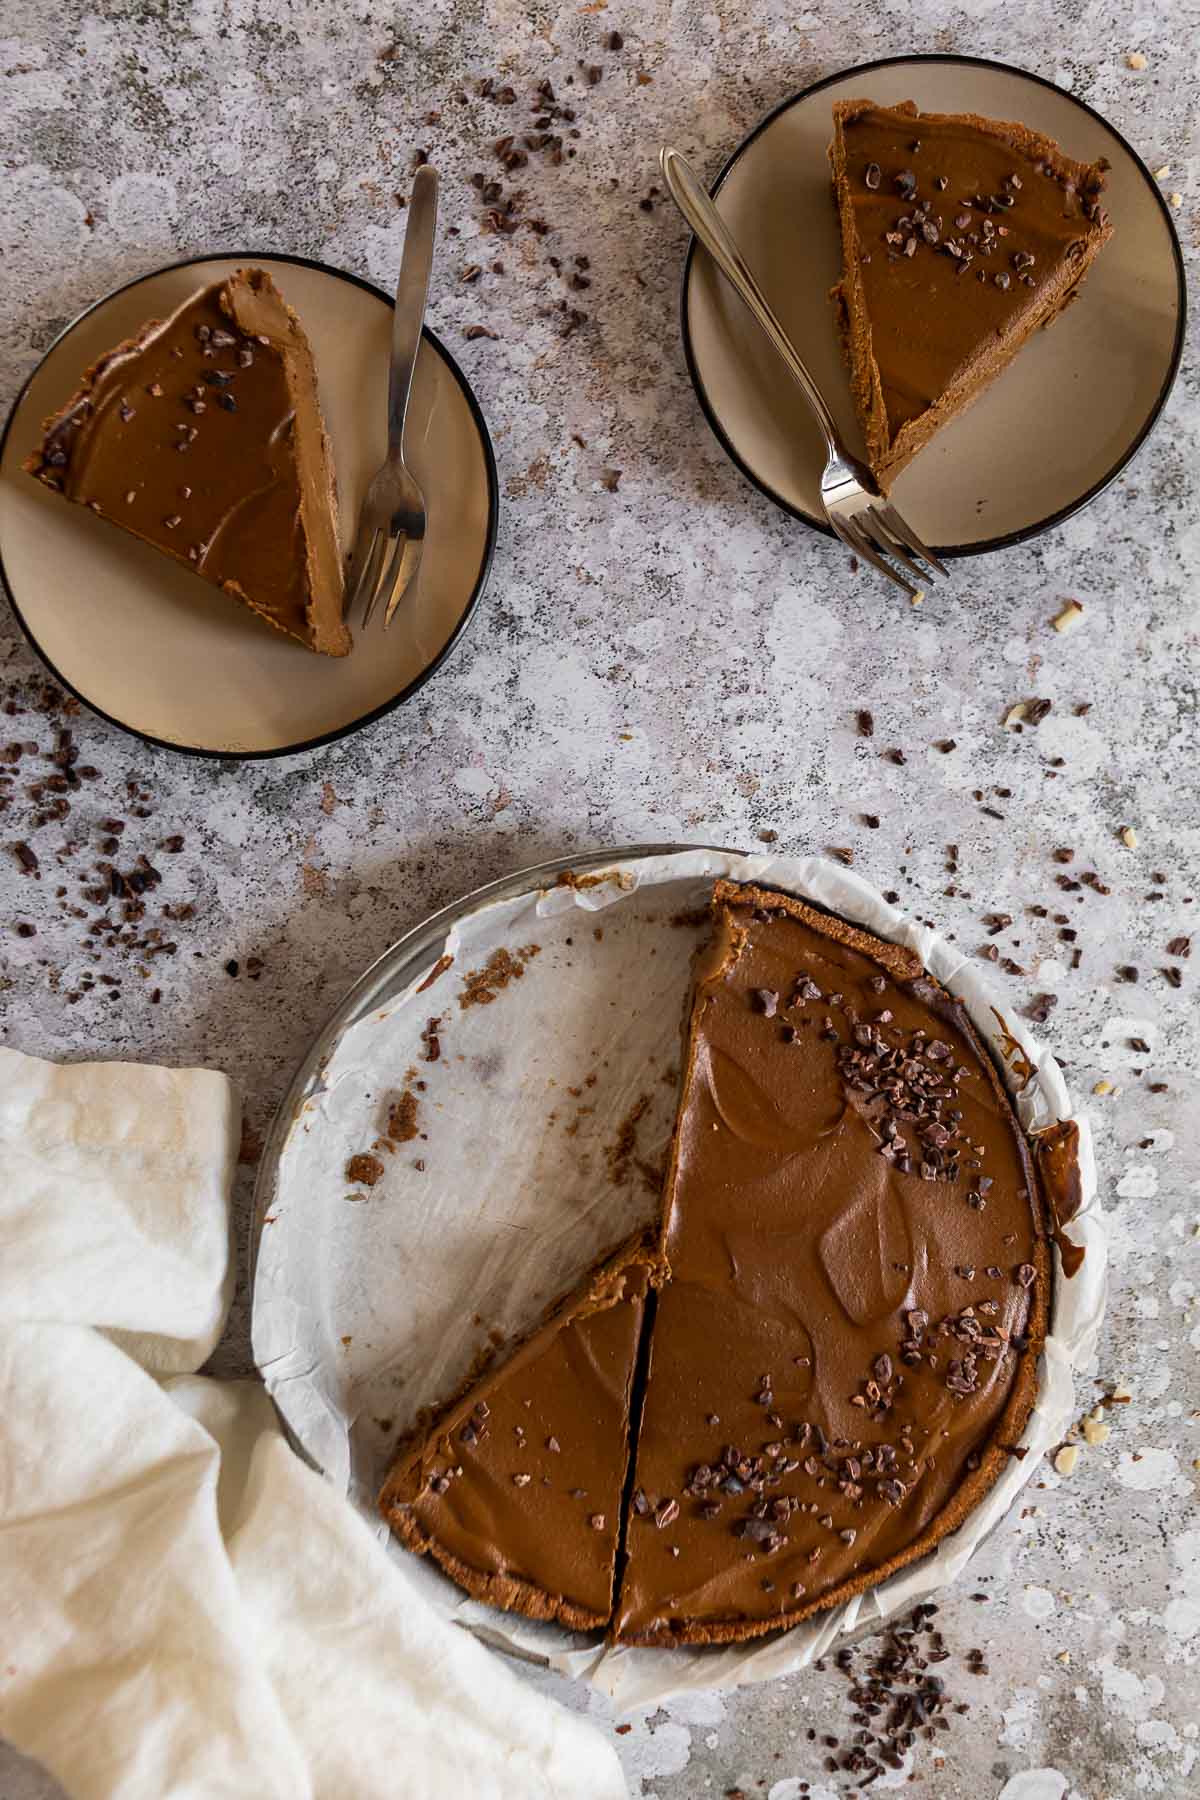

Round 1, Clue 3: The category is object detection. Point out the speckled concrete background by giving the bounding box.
[1,2,1197,1795]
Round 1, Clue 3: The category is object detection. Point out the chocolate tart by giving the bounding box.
[379,1238,659,1630]
[613,881,1048,1644]
[828,98,1114,486]
[381,881,1051,1645]
[24,267,350,656]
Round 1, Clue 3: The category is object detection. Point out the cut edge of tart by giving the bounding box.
[24,266,350,656]
[828,98,1114,488]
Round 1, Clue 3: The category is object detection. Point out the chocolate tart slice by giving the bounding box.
[379,1239,659,1630]
[25,267,350,656]
[828,99,1113,486]
[612,882,1048,1646]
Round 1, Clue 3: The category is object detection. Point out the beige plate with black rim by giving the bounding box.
[0,254,498,758]
[683,55,1185,554]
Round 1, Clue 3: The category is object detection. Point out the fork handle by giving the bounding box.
[660,146,841,462]
[388,163,440,454]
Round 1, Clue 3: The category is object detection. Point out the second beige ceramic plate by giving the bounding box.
[0,255,497,757]
[683,55,1185,553]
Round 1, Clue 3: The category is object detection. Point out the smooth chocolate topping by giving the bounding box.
[613,883,1047,1644]
[380,1247,653,1629]
[25,268,349,655]
[829,99,1113,483]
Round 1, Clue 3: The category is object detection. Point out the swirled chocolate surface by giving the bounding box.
[614,882,1048,1644]
[25,268,348,655]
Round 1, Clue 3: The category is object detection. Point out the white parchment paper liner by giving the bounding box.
[252,849,1105,1713]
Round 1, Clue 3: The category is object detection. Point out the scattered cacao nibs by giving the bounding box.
[1167,936,1191,958]
[1163,967,1183,989]
[857,708,875,737]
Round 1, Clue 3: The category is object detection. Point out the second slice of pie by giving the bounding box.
[25,267,350,655]
[828,98,1114,486]
[379,1238,658,1629]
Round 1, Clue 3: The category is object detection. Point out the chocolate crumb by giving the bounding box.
[346,1153,385,1187]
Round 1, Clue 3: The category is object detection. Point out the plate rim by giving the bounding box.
[679,51,1188,557]
[0,249,501,761]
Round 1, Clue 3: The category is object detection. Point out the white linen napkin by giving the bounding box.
[0,1047,626,1800]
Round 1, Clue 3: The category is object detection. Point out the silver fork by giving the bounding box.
[345,162,440,629]
[660,146,947,597]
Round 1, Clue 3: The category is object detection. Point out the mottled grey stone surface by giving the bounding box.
[1,2,1197,1795]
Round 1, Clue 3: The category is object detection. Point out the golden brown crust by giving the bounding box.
[711,878,924,982]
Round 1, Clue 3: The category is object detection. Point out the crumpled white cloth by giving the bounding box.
[0,1047,626,1800]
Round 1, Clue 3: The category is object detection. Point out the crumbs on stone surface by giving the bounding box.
[1053,1383,1129,1473]
[458,943,541,1008]
[734,1603,979,1787]
[1,672,206,1005]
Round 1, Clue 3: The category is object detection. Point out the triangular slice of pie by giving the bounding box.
[828,98,1114,486]
[25,267,350,655]
[379,1237,660,1629]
